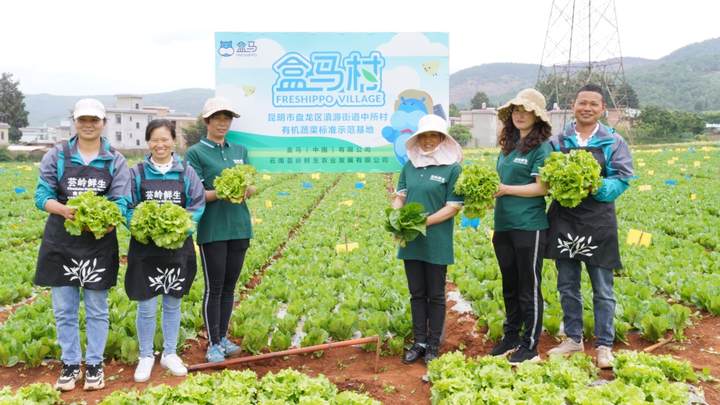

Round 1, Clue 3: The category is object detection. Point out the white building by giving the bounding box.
[104,95,157,149]
[20,125,60,144]
[0,122,9,146]
[96,95,196,150]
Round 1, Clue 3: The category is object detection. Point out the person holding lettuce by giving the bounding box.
[185,97,256,363]
[391,114,463,365]
[489,88,552,365]
[34,98,131,391]
[126,119,205,382]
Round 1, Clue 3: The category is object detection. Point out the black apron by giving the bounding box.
[545,135,622,269]
[125,162,197,301]
[35,142,120,290]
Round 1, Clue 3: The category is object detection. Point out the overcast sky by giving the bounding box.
[2,0,718,95]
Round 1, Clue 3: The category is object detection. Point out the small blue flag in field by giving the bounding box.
[277,191,289,196]
[684,175,691,180]
[14,187,26,194]
[460,215,480,229]
[664,179,678,186]
[355,182,365,189]
[302,182,312,189]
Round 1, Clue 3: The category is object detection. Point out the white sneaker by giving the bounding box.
[160,353,187,376]
[596,346,615,369]
[134,356,155,383]
[547,338,584,356]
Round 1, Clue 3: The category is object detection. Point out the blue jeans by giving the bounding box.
[556,259,616,347]
[136,295,182,358]
[51,286,109,365]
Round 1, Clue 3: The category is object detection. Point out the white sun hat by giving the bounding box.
[202,97,240,118]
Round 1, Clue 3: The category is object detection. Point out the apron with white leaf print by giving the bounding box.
[35,142,119,290]
[125,162,197,301]
[545,135,622,269]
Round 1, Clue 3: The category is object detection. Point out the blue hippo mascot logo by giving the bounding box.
[382,89,445,165]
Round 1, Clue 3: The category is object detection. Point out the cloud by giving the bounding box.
[376,33,448,57]
[382,66,421,101]
[218,38,287,69]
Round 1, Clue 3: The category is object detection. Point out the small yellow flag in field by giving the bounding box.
[690,194,697,201]
[638,162,646,167]
[680,167,686,172]
[356,173,366,180]
[638,185,652,191]
[265,200,273,208]
[627,229,652,247]
[701,146,711,151]
[487,229,494,239]
[704,156,710,160]
[262,174,272,180]
[252,217,263,225]
[311,173,321,179]
[667,160,675,165]
[339,200,353,207]
[647,170,654,176]
[639,232,652,247]
[694,161,701,167]
[335,242,359,253]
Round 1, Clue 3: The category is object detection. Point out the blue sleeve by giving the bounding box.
[592,135,634,202]
[184,164,206,228]
[34,146,61,211]
[125,168,142,226]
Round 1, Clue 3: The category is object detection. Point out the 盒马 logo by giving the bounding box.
[236,40,258,54]
[218,41,234,57]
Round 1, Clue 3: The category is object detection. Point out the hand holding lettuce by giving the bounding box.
[384,202,428,247]
[64,191,124,239]
[540,150,602,208]
[453,164,498,218]
[130,200,193,250]
[214,165,256,203]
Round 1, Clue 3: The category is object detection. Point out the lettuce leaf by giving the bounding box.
[64,191,124,239]
[214,164,256,204]
[540,150,602,208]
[130,200,193,250]
[384,202,427,247]
[453,164,498,218]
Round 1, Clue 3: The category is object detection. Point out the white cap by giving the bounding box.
[73,98,106,120]
[412,114,450,138]
[202,97,240,118]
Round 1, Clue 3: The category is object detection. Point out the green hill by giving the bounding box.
[25,88,213,126]
[450,37,720,111]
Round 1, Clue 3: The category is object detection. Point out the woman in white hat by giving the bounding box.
[390,114,464,365]
[185,97,256,363]
[489,88,552,365]
[34,98,132,391]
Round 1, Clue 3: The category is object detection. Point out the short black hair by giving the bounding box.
[145,119,176,141]
[575,83,605,102]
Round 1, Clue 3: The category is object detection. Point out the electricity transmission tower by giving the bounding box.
[536,0,631,113]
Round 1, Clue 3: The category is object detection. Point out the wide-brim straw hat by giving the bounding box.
[497,88,550,125]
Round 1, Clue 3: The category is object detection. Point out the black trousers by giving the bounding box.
[403,260,447,347]
[199,239,249,345]
[492,230,545,351]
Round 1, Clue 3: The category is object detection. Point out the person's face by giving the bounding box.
[573,91,605,126]
[511,105,537,135]
[206,112,233,138]
[417,132,443,152]
[147,126,174,161]
[75,116,104,141]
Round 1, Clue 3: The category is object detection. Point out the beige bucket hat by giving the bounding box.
[497,88,550,125]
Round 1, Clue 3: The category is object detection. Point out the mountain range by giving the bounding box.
[24,37,720,126]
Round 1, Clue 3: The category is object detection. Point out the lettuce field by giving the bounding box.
[0,144,718,404]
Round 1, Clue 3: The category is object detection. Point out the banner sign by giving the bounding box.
[215,32,449,172]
